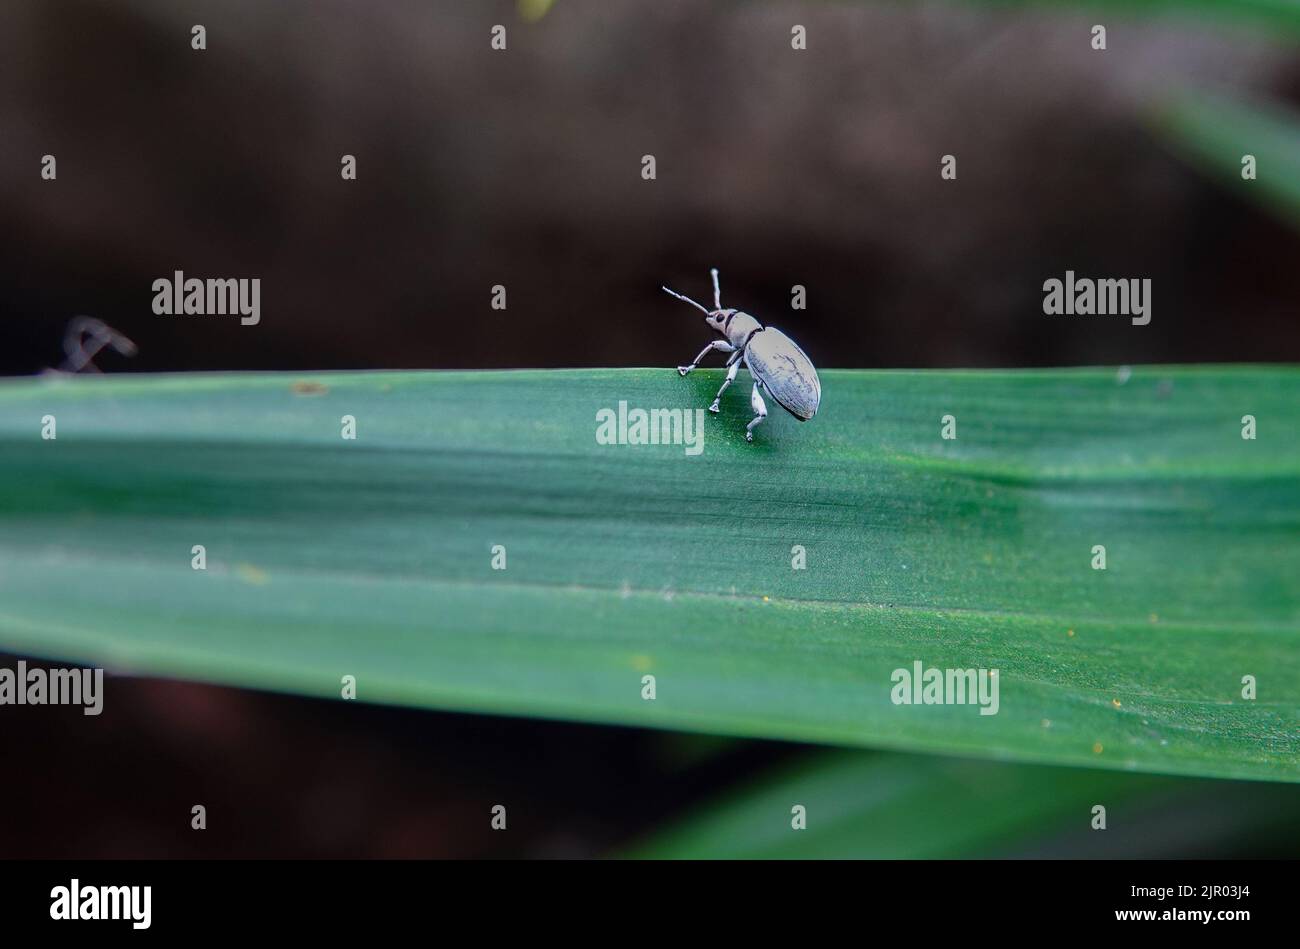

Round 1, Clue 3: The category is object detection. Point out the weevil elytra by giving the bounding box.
[662,268,821,442]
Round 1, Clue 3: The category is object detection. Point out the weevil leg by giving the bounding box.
[745,382,768,443]
[678,339,734,376]
[709,350,743,413]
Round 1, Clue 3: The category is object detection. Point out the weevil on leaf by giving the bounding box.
[663,268,821,442]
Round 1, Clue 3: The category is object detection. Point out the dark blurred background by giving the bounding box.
[1,0,1297,857]
[2,0,1299,376]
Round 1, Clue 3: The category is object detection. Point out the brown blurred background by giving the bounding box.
[2,0,1298,376]
[1,0,1297,857]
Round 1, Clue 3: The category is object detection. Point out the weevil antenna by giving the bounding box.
[710,268,722,309]
[661,285,710,315]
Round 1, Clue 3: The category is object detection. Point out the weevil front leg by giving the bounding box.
[709,349,744,413]
[678,339,735,376]
[745,382,768,443]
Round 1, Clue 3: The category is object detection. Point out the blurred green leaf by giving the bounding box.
[0,367,1296,780]
[1153,94,1300,228]
[630,750,1300,858]
[517,0,557,23]
[975,0,1300,37]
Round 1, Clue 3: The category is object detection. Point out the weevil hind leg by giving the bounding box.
[709,350,744,413]
[745,382,768,442]
[678,339,734,376]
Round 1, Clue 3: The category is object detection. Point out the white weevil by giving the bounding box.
[663,268,821,442]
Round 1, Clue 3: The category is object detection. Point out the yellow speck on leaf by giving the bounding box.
[236,563,269,586]
[1112,698,1122,708]
[1092,742,1104,755]
[1067,629,1075,638]
[291,380,329,396]
[631,654,652,672]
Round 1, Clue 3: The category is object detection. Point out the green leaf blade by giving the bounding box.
[1,367,1296,781]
